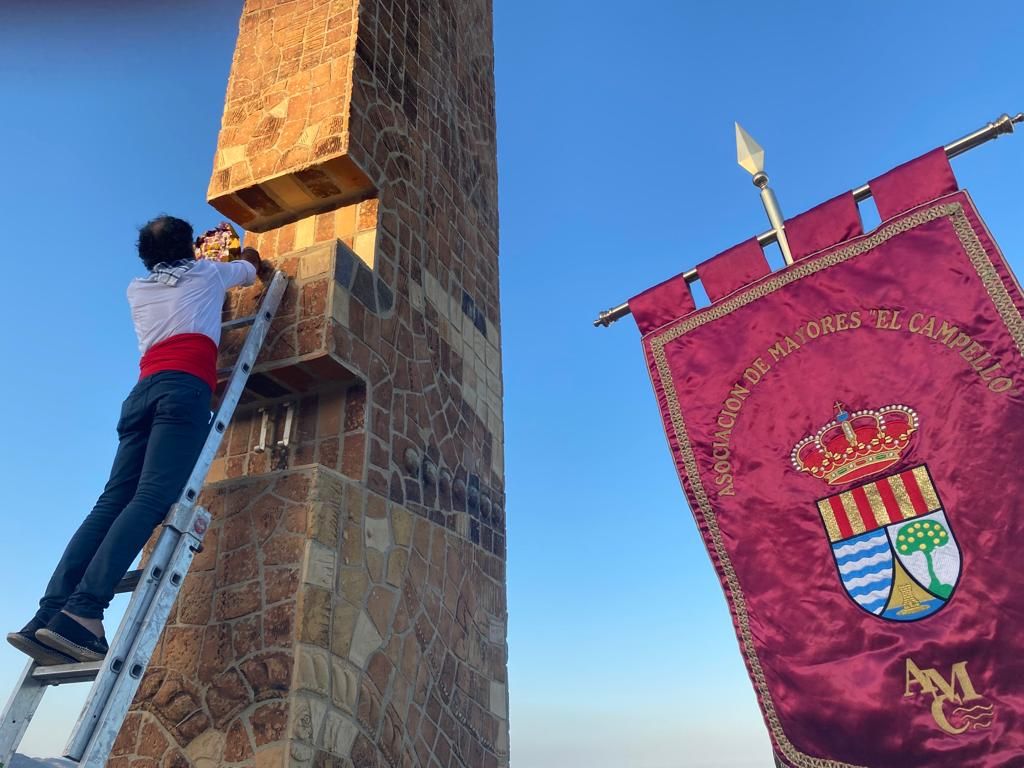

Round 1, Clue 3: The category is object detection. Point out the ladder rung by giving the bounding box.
[114,570,142,594]
[32,661,103,686]
[222,314,258,331]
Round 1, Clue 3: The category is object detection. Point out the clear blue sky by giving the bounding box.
[1,1,1022,764]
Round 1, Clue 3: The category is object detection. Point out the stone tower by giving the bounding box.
[111,2,507,766]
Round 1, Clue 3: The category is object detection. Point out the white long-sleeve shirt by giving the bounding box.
[127,259,256,354]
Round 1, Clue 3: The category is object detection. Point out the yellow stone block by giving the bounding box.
[184,730,225,768]
[391,506,412,548]
[265,174,315,211]
[294,215,316,249]
[220,145,246,168]
[335,204,357,238]
[352,229,376,267]
[386,548,408,587]
[254,744,285,768]
[298,244,334,280]
[330,601,357,658]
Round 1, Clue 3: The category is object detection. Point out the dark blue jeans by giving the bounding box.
[36,371,212,621]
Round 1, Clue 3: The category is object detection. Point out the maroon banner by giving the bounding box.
[636,190,1024,767]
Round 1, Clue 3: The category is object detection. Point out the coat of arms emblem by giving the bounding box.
[792,402,962,620]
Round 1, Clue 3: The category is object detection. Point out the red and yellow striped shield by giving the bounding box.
[817,465,961,620]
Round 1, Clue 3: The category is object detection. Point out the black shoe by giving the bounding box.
[34,613,108,663]
[7,617,77,666]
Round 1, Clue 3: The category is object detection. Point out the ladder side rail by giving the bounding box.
[62,521,186,759]
[74,509,210,767]
[177,270,288,507]
[0,662,47,767]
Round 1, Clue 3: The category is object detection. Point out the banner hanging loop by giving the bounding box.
[594,111,1023,328]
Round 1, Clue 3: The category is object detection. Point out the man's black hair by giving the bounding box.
[137,215,195,270]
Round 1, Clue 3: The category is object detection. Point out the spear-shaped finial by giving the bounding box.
[735,123,765,176]
[735,122,794,266]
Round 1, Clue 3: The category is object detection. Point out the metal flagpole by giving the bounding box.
[593,111,1023,328]
[736,123,795,266]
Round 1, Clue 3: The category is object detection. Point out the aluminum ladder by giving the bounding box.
[0,270,288,767]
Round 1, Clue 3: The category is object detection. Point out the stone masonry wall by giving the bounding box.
[206,0,375,231]
[114,1,506,767]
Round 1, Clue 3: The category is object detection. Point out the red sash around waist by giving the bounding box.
[139,333,217,391]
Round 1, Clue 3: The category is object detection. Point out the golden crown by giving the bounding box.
[791,401,919,486]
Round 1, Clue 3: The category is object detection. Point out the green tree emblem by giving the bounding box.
[896,520,952,598]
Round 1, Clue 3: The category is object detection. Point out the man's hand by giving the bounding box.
[241,247,274,281]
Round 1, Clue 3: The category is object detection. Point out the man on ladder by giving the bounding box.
[6,215,268,665]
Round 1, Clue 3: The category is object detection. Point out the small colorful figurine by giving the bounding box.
[193,222,242,262]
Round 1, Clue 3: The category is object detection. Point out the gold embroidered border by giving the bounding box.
[648,201,1024,768]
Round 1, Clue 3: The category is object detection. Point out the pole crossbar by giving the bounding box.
[593,111,1024,328]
